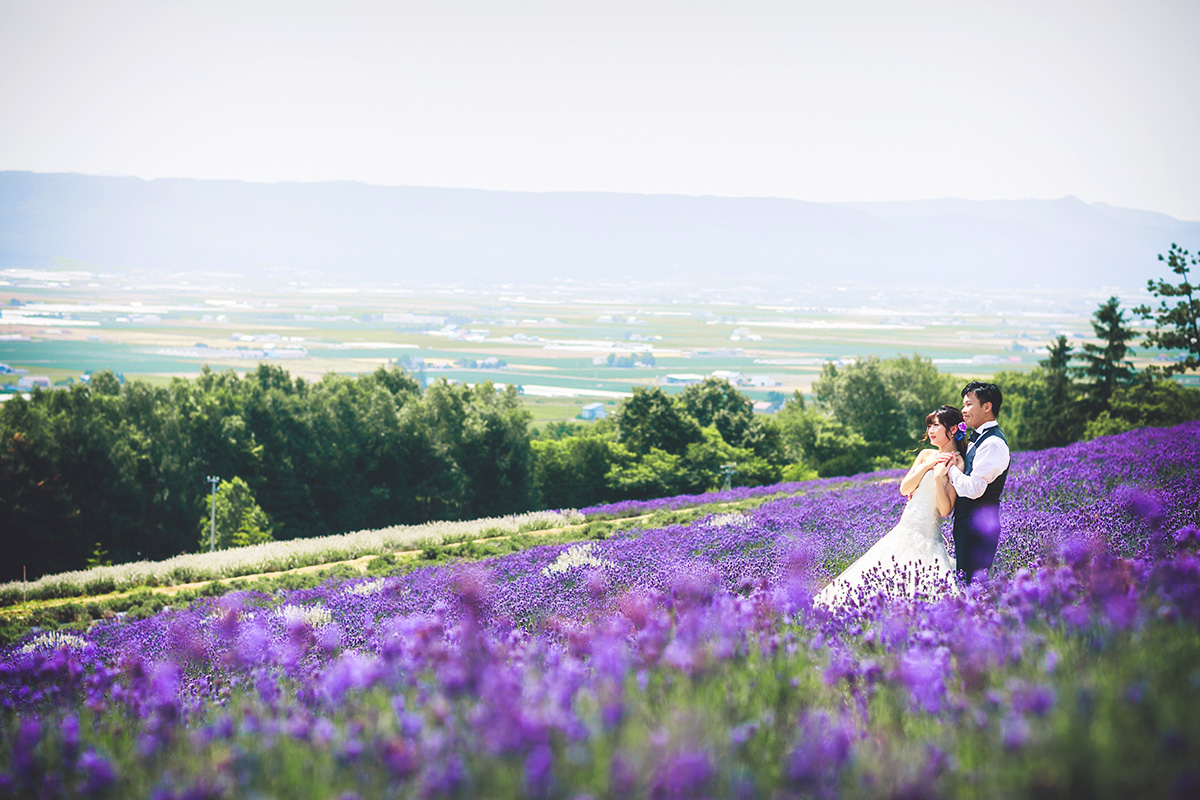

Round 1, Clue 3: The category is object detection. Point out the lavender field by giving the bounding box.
[3,423,1200,798]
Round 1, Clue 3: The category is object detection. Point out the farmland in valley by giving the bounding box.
[0,267,1157,424]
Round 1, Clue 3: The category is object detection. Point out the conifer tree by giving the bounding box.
[1133,243,1200,376]
[1025,335,1083,447]
[1075,296,1137,411]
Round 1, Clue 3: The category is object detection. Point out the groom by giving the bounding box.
[936,381,1010,583]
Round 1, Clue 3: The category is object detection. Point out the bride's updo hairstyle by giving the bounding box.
[924,404,968,459]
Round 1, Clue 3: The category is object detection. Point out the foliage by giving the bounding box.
[814,356,909,453]
[792,354,959,473]
[197,476,274,552]
[1083,377,1200,440]
[531,433,620,509]
[1133,242,1200,376]
[1075,295,1137,411]
[535,380,787,509]
[83,543,111,571]
[775,396,875,477]
[813,354,960,459]
[994,360,1085,451]
[613,386,702,455]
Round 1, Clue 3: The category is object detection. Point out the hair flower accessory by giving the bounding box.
[954,422,968,442]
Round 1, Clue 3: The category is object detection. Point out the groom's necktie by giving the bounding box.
[968,430,981,445]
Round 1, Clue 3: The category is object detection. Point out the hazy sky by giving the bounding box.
[3,0,1198,220]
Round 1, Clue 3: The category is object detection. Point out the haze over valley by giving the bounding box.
[3,172,1194,293]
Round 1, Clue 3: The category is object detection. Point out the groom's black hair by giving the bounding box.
[962,381,1002,417]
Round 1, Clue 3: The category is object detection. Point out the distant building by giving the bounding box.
[384,312,446,326]
[581,402,607,420]
[753,400,781,414]
[18,376,51,389]
[663,374,705,386]
[730,327,762,342]
[711,370,745,385]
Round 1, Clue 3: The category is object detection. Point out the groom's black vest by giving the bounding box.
[952,426,1009,582]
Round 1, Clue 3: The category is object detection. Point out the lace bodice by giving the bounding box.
[898,469,942,529]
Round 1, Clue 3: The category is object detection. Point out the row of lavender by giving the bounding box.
[3,423,1199,798]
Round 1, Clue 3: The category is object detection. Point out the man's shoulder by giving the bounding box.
[979,423,1008,442]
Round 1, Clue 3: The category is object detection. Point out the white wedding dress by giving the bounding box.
[814,470,957,607]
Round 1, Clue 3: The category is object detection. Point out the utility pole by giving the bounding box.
[720,463,737,491]
[207,475,220,552]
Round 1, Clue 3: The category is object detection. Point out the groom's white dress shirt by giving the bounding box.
[948,419,1011,500]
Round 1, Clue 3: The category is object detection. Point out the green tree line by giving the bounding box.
[1,366,536,581]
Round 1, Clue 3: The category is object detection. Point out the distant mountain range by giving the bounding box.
[1,171,1196,290]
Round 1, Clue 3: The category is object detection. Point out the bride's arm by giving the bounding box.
[899,450,934,496]
[932,459,957,517]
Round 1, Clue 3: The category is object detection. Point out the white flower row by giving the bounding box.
[541,542,612,576]
[19,630,89,654]
[3,509,583,602]
[705,512,751,528]
[345,578,390,596]
[275,603,333,628]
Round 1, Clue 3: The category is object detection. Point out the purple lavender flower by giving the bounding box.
[60,714,81,768]
[380,737,417,780]
[523,743,555,798]
[13,716,42,775]
[1000,713,1031,750]
[1175,524,1200,550]
[650,749,715,800]
[897,647,950,714]
[787,711,852,796]
[78,748,117,796]
[1012,683,1056,717]
[320,651,382,704]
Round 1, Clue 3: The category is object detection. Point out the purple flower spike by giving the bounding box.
[1116,486,1163,523]
[1001,714,1030,750]
[78,749,117,796]
[1013,684,1056,717]
[651,749,715,800]
[1175,524,1200,550]
[523,744,555,798]
[898,648,949,714]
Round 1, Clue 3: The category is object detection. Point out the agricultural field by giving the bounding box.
[0,267,1159,425]
[2,422,1198,798]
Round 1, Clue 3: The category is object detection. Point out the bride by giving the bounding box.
[814,405,967,607]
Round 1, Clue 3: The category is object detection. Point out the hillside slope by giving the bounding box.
[3,171,1197,289]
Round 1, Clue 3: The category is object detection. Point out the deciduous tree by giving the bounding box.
[198,476,274,551]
